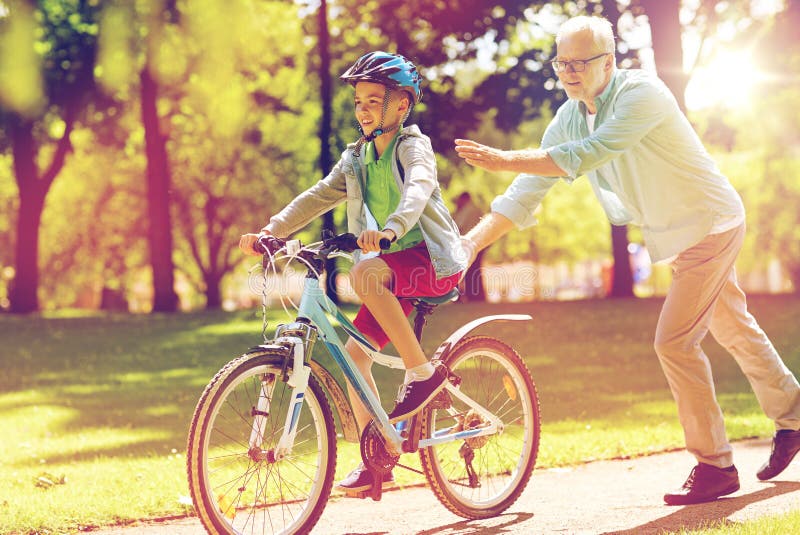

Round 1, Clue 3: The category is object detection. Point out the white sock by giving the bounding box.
[405,362,434,383]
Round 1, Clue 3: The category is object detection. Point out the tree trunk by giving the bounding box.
[609,225,635,298]
[205,272,222,309]
[9,119,41,313]
[10,190,44,313]
[641,0,688,111]
[141,66,178,312]
[598,3,636,300]
[9,111,74,313]
[317,0,339,303]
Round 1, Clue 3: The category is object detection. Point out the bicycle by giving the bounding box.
[187,231,541,534]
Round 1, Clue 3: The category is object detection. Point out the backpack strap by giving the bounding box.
[395,136,405,182]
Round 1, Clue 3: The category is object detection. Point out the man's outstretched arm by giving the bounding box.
[461,212,516,264]
[454,138,566,177]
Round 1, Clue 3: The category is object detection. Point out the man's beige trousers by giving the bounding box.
[655,224,800,468]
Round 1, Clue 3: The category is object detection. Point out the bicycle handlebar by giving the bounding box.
[254,235,286,255]
[254,232,391,257]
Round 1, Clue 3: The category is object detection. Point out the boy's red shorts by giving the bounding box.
[352,241,461,349]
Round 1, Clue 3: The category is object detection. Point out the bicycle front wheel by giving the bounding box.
[187,348,336,535]
[420,335,540,519]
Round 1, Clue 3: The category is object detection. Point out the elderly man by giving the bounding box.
[455,15,800,505]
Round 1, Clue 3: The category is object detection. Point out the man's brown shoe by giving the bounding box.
[757,429,800,481]
[664,463,739,506]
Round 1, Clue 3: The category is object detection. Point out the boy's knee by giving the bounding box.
[349,261,387,295]
[348,263,366,293]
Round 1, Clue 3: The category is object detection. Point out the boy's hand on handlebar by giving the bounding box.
[358,229,395,253]
[239,232,267,256]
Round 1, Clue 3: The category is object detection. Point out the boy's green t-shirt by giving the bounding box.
[364,134,424,253]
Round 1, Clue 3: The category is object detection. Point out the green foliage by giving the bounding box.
[38,123,148,309]
[1,0,798,309]
[0,0,102,117]
[162,1,320,306]
[694,0,800,293]
[0,1,44,116]
[0,154,17,307]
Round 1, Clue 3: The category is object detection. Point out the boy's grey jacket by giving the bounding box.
[264,125,467,279]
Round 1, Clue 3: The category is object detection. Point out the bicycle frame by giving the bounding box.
[259,258,532,458]
[188,233,540,535]
[277,275,406,453]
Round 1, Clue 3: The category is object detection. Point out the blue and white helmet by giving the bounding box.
[340,51,422,104]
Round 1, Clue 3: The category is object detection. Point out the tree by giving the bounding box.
[164,1,318,308]
[746,0,800,292]
[0,0,101,313]
[138,2,180,312]
[639,0,687,110]
[36,123,148,309]
[140,62,178,311]
[316,0,340,302]
[599,1,636,298]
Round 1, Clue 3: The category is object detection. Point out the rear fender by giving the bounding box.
[432,314,532,363]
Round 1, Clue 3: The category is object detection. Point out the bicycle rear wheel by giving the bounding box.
[187,347,336,535]
[420,336,540,519]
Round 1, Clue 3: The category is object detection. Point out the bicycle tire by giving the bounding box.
[419,335,540,519]
[187,347,337,535]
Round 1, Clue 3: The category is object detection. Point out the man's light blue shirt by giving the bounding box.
[491,69,745,262]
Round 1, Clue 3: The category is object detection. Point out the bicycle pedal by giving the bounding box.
[429,389,452,409]
[342,488,369,499]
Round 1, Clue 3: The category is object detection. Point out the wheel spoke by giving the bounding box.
[187,352,336,534]
[420,337,539,518]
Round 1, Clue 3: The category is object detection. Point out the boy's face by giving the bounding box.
[354,81,410,136]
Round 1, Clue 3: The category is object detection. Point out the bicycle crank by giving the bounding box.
[358,421,399,501]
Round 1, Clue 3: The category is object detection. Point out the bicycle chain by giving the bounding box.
[360,421,399,475]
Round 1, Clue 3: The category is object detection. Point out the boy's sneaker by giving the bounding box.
[335,462,394,492]
[388,364,448,423]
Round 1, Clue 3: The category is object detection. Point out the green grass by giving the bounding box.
[1,294,799,534]
[671,509,800,534]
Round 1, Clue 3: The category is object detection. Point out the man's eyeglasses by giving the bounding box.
[551,53,609,73]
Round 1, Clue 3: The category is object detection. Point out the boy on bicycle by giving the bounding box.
[239,51,467,492]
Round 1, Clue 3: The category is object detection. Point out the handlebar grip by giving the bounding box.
[319,233,392,256]
[255,235,284,254]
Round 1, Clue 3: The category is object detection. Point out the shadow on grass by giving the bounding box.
[0,311,267,462]
[2,295,798,467]
[413,512,535,535]
[602,481,800,535]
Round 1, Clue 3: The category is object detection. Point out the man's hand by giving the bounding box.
[239,232,266,256]
[358,229,395,253]
[460,236,478,267]
[454,139,510,172]
[455,138,566,177]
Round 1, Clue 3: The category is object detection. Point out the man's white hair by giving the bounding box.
[556,15,616,54]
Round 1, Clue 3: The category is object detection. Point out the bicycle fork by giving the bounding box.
[248,336,311,462]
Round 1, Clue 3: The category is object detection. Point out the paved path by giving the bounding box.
[87,438,800,534]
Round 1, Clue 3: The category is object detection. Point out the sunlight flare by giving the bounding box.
[686,50,765,110]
